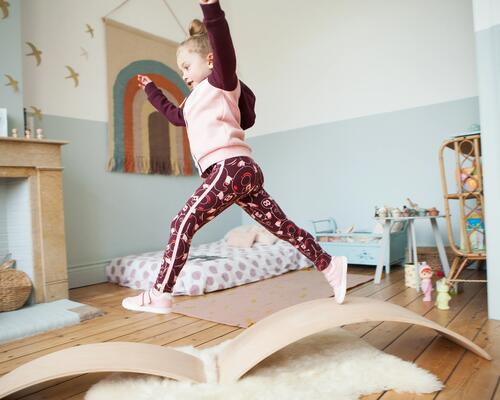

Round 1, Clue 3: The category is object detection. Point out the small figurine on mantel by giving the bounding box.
[419,262,434,302]
[435,271,451,310]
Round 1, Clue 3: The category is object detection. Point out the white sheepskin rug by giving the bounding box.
[85,328,443,400]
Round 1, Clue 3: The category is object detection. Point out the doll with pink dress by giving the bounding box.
[419,262,434,302]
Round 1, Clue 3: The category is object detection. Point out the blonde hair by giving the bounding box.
[177,19,212,56]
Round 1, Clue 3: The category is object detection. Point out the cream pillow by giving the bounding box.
[251,225,278,245]
[225,225,257,247]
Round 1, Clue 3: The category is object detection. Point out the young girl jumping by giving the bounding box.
[122,0,348,314]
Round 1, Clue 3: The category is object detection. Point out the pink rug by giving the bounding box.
[172,268,373,328]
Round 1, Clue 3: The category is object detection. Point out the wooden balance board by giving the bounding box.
[0,296,491,398]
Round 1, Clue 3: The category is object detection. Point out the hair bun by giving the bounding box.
[188,19,207,37]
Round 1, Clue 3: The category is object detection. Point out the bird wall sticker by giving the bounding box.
[65,65,79,87]
[30,106,43,120]
[25,42,42,66]
[0,0,9,19]
[80,47,88,60]
[85,23,94,38]
[4,74,19,92]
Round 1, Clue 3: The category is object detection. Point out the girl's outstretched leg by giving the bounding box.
[236,184,348,303]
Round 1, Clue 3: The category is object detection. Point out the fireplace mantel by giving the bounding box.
[0,137,69,303]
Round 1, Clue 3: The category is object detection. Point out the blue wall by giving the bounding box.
[244,97,480,246]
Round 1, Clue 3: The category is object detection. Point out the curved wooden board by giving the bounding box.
[0,342,206,399]
[216,296,492,383]
[0,296,491,398]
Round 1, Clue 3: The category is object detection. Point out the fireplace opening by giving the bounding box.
[0,178,35,306]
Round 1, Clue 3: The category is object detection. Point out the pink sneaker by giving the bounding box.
[122,288,173,314]
[322,256,348,304]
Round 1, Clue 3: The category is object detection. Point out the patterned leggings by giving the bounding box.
[154,156,332,293]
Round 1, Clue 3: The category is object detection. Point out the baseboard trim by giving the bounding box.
[67,261,109,289]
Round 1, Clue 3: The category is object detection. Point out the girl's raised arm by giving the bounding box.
[145,84,185,126]
[200,0,238,91]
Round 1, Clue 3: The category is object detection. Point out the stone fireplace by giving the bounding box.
[0,137,69,303]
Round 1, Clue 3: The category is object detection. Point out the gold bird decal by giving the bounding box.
[80,47,88,60]
[65,65,79,87]
[26,42,42,66]
[30,106,43,120]
[0,0,9,19]
[5,74,19,92]
[85,23,94,38]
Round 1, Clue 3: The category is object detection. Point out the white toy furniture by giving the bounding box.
[374,215,450,289]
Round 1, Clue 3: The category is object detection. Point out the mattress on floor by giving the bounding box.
[106,239,312,296]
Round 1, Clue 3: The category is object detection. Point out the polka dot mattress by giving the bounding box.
[106,239,312,296]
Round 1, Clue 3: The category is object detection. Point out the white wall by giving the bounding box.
[22,0,477,136]
[21,0,198,122]
[473,0,500,30]
[228,0,478,137]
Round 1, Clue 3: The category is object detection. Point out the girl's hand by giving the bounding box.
[137,74,152,90]
[199,0,218,4]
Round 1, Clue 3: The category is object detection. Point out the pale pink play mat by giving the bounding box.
[172,268,373,328]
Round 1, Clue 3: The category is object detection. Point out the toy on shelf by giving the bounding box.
[375,201,440,218]
[460,213,485,253]
[427,207,440,216]
[461,164,479,192]
[407,198,418,209]
[375,206,388,218]
[419,262,434,302]
[435,271,451,310]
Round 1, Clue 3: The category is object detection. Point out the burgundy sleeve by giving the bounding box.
[239,80,256,130]
[144,82,186,126]
[201,2,238,91]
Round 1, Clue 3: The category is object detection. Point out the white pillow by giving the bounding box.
[225,225,257,247]
[224,225,254,240]
[224,225,278,246]
[252,225,278,245]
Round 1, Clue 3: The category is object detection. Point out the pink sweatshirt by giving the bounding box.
[145,2,255,177]
[183,76,252,175]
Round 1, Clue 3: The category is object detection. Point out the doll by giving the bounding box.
[419,262,433,302]
[435,271,451,310]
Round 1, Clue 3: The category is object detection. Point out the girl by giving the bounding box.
[122,0,348,314]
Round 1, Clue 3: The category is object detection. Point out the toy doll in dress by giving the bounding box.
[419,262,433,302]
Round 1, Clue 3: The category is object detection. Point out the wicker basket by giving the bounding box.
[0,261,33,312]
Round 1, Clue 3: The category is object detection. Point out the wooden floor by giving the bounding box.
[0,266,497,399]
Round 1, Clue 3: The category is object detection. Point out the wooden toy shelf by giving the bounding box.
[438,133,486,284]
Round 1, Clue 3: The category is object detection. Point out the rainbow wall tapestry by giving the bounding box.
[105,19,194,176]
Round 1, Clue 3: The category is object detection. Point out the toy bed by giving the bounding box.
[310,217,408,266]
[106,238,312,296]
